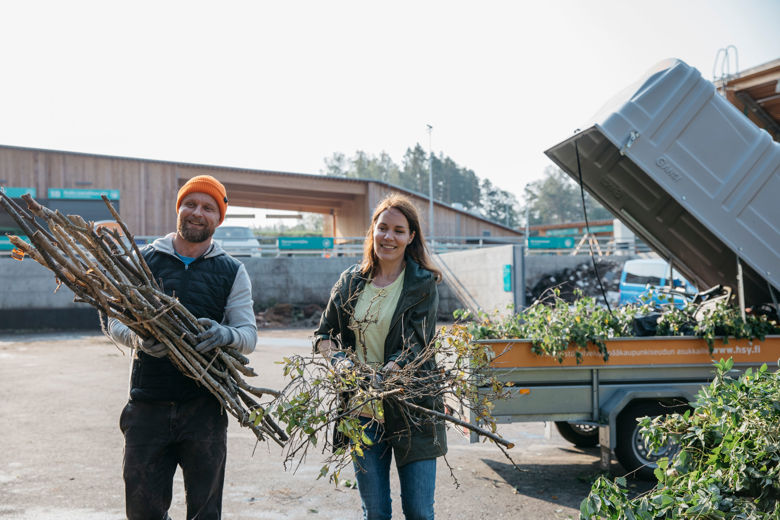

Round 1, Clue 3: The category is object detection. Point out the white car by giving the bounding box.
[212,226,261,257]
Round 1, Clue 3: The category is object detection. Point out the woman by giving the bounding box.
[314,193,446,520]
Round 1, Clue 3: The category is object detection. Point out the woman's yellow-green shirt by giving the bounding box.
[349,268,405,366]
[348,269,405,419]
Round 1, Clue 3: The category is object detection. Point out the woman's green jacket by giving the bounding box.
[313,257,447,467]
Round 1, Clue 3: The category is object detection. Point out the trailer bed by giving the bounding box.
[473,336,779,473]
[479,336,779,420]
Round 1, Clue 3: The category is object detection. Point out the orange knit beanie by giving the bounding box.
[176,175,228,224]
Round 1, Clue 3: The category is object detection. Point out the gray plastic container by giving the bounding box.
[545,58,779,306]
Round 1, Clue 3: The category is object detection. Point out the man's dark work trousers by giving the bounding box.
[120,395,228,520]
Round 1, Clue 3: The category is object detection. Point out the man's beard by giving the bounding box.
[178,218,215,243]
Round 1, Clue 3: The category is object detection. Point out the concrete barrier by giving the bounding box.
[436,246,635,315]
[0,258,100,330]
[0,256,461,330]
[436,245,516,315]
[0,253,632,331]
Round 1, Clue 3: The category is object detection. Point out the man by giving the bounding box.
[108,175,257,519]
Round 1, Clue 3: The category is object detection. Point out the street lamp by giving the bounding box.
[427,124,434,247]
[520,184,531,311]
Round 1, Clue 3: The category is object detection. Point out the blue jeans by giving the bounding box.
[353,418,437,520]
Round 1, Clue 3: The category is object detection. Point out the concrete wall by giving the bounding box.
[436,247,636,315]
[0,258,89,310]
[240,256,458,319]
[243,257,355,307]
[0,258,99,330]
[0,252,632,330]
[436,245,517,316]
[0,256,461,330]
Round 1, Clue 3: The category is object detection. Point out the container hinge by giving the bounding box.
[619,131,640,156]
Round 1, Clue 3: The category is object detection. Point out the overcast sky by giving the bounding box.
[2,0,778,221]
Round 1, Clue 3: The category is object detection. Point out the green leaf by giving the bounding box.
[318,465,329,479]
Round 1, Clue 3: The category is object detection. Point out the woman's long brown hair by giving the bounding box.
[359,193,441,282]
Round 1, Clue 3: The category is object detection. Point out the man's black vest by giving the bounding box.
[129,245,241,402]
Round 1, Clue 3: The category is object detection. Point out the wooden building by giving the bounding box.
[0,144,521,240]
[714,57,780,142]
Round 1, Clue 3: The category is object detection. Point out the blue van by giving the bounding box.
[618,258,697,307]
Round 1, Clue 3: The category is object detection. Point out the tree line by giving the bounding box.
[321,145,612,229]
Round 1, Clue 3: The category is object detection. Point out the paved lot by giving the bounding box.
[0,328,631,519]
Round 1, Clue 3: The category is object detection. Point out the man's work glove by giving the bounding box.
[371,361,401,389]
[330,351,354,375]
[382,361,401,375]
[107,318,167,357]
[136,336,168,358]
[370,371,384,390]
[195,318,235,354]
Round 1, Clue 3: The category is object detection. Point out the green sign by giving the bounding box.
[278,237,334,250]
[503,264,512,292]
[528,236,577,249]
[48,188,120,200]
[0,235,30,251]
[0,187,36,198]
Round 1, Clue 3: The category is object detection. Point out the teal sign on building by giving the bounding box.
[528,236,577,249]
[48,188,120,200]
[503,264,512,292]
[278,237,334,250]
[0,187,37,198]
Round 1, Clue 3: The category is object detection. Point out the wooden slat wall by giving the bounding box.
[0,146,178,235]
[0,145,523,240]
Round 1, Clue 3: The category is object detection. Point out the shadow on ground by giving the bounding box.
[480,447,656,510]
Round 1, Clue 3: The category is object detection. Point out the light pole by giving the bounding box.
[427,124,434,247]
[521,186,531,310]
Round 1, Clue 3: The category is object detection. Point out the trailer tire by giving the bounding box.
[554,421,599,447]
[615,401,687,480]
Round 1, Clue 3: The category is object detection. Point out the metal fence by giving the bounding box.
[1,233,652,257]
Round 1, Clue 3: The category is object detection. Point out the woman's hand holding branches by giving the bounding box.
[272,324,515,484]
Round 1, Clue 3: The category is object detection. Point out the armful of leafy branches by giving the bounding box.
[269,326,516,484]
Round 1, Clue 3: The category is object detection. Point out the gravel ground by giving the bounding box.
[0,328,642,519]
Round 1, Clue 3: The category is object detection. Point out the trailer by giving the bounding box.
[475,58,780,479]
[477,336,780,478]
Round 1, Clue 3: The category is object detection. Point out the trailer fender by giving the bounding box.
[598,387,698,452]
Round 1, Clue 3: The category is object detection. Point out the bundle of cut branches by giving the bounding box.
[0,191,287,446]
[273,321,516,484]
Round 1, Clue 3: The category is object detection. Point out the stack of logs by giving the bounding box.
[0,191,286,446]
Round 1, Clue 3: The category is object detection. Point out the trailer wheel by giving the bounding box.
[554,421,599,447]
[615,401,687,480]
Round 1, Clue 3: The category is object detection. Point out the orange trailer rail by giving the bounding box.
[481,335,780,369]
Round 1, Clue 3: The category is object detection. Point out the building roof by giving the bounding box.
[714,58,780,141]
[0,143,520,234]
